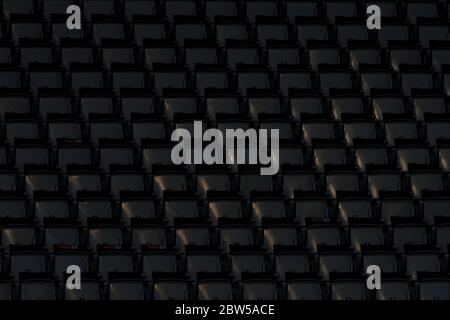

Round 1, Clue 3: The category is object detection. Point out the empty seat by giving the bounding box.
[318,246,354,280]
[423,193,450,225]
[388,41,421,72]
[263,219,298,252]
[50,15,84,44]
[348,40,381,71]
[349,219,384,252]
[405,245,441,280]
[24,165,60,197]
[197,274,233,300]
[89,115,124,145]
[175,219,211,252]
[48,115,83,146]
[360,65,394,96]
[19,40,53,66]
[142,249,177,279]
[286,274,323,300]
[397,141,430,172]
[391,217,429,251]
[289,89,324,121]
[154,65,188,96]
[44,218,79,249]
[338,194,374,224]
[295,192,329,225]
[43,0,74,18]
[164,192,199,226]
[165,0,198,23]
[241,273,278,300]
[205,0,238,21]
[185,40,218,71]
[38,89,72,120]
[306,220,341,253]
[361,245,399,273]
[368,167,403,198]
[267,40,300,71]
[87,220,124,251]
[323,0,358,23]
[186,247,221,281]
[384,115,418,147]
[3,0,34,17]
[194,64,229,95]
[0,89,31,115]
[274,247,310,281]
[0,166,18,191]
[296,18,329,47]
[377,18,409,47]
[237,64,272,95]
[91,16,125,46]
[10,246,46,279]
[108,273,145,300]
[302,115,336,146]
[84,0,116,21]
[380,192,415,223]
[399,65,434,96]
[133,16,168,46]
[425,114,450,147]
[313,143,347,172]
[57,140,92,171]
[142,140,174,172]
[376,274,411,300]
[354,141,389,171]
[10,15,45,43]
[67,166,103,199]
[409,166,444,199]
[430,41,450,72]
[29,64,63,95]
[152,273,190,300]
[230,247,266,281]
[215,17,249,46]
[412,89,446,121]
[34,192,71,224]
[19,273,57,300]
[218,218,256,253]
[70,64,105,94]
[256,16,289,45]
[111,64,146,94]
[308,40,341,72]
[0,275,13,300]
[417,18,449,48]
[331,90,365,121]
[14,139,49,171]
[335,18,368,46]
[132,221,167,254]
[196,165,231,198]
[53,246,91,280]
[174,16,208,45]
[239,166,274,198]
[278,65,312,96]
[97,247,135,280]
[319,65,353,95]
[371,89,406,121]
[418,273,450,300]
[64,274,101,300]
[77,191,113,224]
[325,166,360,199]
[0,192,27,219]
[98,140,134,172]
[330,273,366,300]
[5,114,40,144]
[207,192,243,226]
